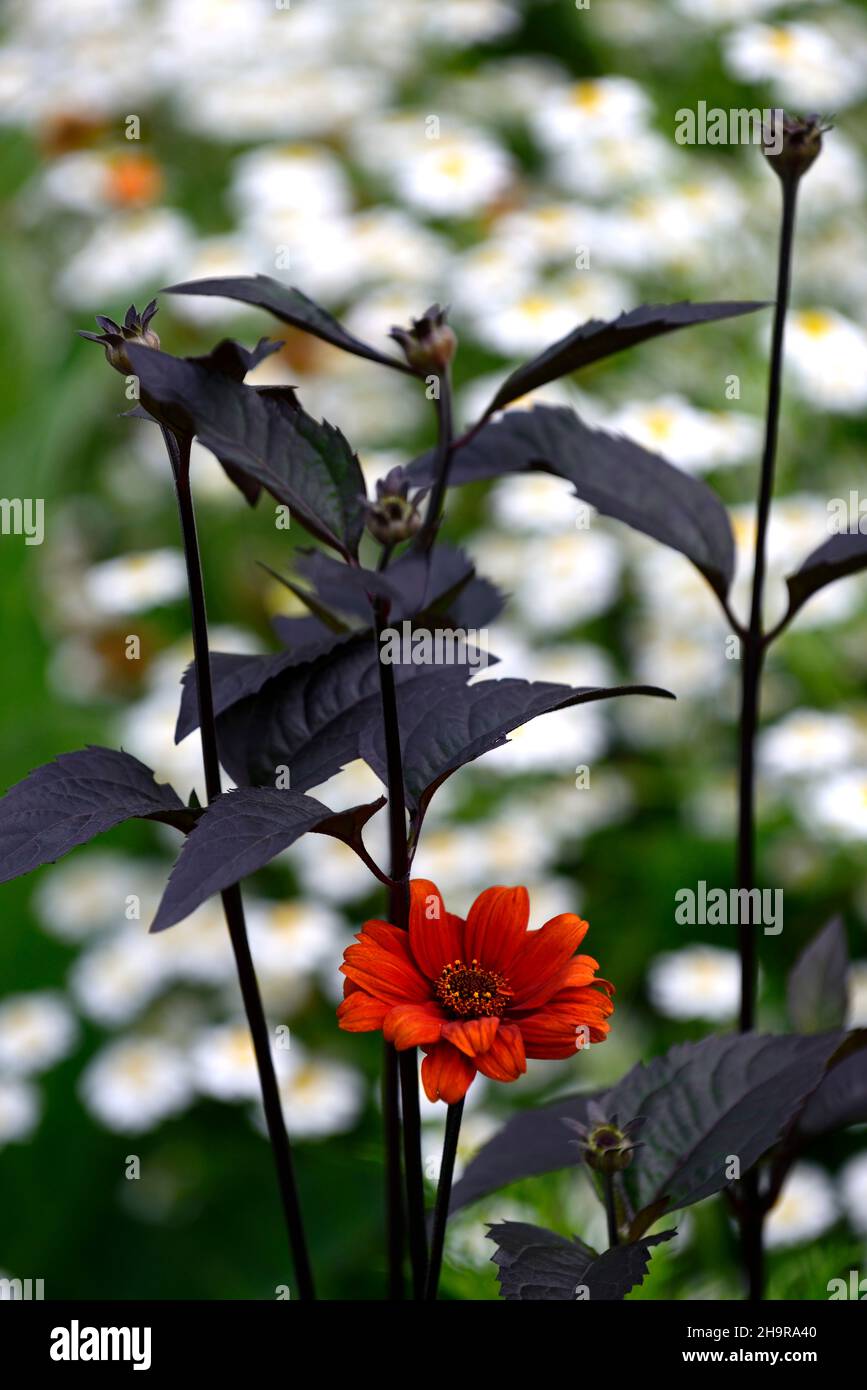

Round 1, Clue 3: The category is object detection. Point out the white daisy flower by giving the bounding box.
[191,1021,263,1102]
[604,394,760,472]
[839,1152,867,1236]
[784,309,867,415]
[82,549,187,616]
[255,1046,364,1139]
[288,834,376,905]
[394,130,513,217]
[489,473,588,534]
[34,852,162,943]
[810,770,867,842]
[0,1078,40,1148]
[167,236,262,325]
[532,77,651,149]
[759,710,863,782]
[765,1162,838,1248]
[473,275,629,357]
[724,22,866,109]
[512,531,622,632]
[494,704,609,775]
[347,207,449,288]
[448,241,535,318]
[633,626,730,699]
[231,144,351,221]
[116,686,206,804]
[70,926,166,1026]
[57,209,192,305]
[150,902,237,988]
[422,0,520,44]
[79,1037,192,1133]
[178,66,382,142]
[648,946,741,1021]
[0,992,77,1075]
[247,899,343,978]
[551,129,676,200]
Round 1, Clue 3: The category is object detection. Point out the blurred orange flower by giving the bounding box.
[338,879,614,1104]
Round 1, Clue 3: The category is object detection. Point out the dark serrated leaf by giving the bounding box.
[784,532,867,626]
[163,275,415,375]
[611,1031,846,1233]
[126,344,366,557]
[0,747,186,883]
[482,300,768,417]
[488,1221,674,1301]
[215,635,469,793]
[797,1035,867,1138]
[360,676,672,820]
[787,917,849,1033]
[151,786,343,929]
[175,631,355,743]
[408,406,735,600]
[450,1032,844,1225]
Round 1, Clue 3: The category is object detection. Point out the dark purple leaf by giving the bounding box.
[215,635,469,793]
[163,275,415,375]
[450,1032,845,1228]
[797,1035,867,1138]
[360,676,673,820]
[409,405,735,600]
[0,747,186,883]
[488,1222,674,1301]
[784,532,867,626]
[126,344,366,557]
[482,300,768,417]
[175,631,355,743]
[151,786,346,930]
[294,550,402,618]
[787,917,849,1033]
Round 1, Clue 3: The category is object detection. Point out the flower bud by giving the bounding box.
[389,304,457,374]
[363,465,427,546]
[78,300,160,375]
[564,1104,645,1175]
[763,112,830,184]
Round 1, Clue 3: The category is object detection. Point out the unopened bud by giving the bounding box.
[78,299,160,375]
[763,111,830,183]
[389,304,457,374]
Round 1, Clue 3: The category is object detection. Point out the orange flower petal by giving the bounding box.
[475,1022,527,1082]
[383,1002,445,1050]
[442,1015,500,1058]
[341,924,430,1004]
[509,913,590,1009]
[420,1041,477,1104]
[408,878,464,980]
[337,991,391,1033]
[464,885,529,975]
[519,993,614,1059]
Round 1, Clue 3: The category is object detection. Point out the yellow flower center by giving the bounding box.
[435,958,511,1018]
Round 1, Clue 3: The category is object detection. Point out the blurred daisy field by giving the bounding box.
[0,0,866,1301]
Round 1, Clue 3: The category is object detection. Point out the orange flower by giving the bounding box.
[337,880,614,1104]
